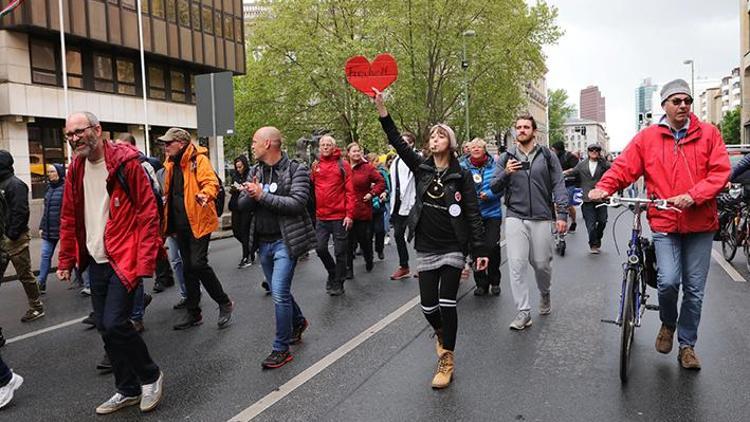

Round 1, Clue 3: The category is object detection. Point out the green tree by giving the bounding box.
[721,106,741,145]
[547,88,574,146]
[230,0,561,155]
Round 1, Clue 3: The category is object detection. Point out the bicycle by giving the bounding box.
[718,184,744,261]
[597,196,680,383]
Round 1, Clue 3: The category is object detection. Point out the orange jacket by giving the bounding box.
[162,143,219,238]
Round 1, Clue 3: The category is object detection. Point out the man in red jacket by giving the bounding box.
[56,112,164,414]
[311,135,356,296]
[590,79,730,370]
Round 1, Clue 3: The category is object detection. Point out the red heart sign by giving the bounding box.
[345,53,398,97]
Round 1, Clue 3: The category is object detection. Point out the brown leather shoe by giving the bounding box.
[390,267,411,280]
[678,346,702,370]
[655,324,675,354]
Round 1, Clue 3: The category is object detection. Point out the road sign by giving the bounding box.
[196,71,235,138]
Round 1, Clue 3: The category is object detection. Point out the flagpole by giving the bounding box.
[57,0,71,163]
[136,0,150,156]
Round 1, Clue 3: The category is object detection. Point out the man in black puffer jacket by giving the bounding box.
[0,150,45,322]
[239,126,316,370]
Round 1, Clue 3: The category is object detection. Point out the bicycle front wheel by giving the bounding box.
[722,216,738,261]
[619,268,637,383]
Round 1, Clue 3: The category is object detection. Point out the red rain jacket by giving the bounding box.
[350,160,386,221]
[596,113,730,233]
[311,148,356,221]
[58,141,161,291]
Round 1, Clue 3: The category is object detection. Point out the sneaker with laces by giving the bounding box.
[95,392,141,415]
[390,267,410,280]
[173,313,203,330]
[218,301,234,328]
[509,311,532,330]
[140,371,164,412]
[21,308,45,323]
[261,350,293,369]
[539,293,551,315]
[238,257,253,269]
[678,346,701,370]
[80,287,91,296]
[290,319,309,345]
[0,372,23,409]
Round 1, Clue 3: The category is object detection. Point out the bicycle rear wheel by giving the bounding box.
[619,268,637,383]
[722,216,738,261]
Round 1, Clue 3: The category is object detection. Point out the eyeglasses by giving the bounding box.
[587,147,601,152]
[669,97,693,106]
[64,125,96,141]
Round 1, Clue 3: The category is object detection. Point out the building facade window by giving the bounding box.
[214,10,222,37]
[224,14,233,41]
[122,0,136,9]
[202,6,214,34]
[191,1,201,29]
[151,0,165,18]
[93,54,115,93]
[116,59,137,95]
[66,50,83,88]
[170,70,187,102]
[166,0,177,22]
[30,39,57,86]
[148,66,166,99]
[178,0,190,26]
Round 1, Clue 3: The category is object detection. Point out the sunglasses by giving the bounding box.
[669,97,693,106]
[588,147,601,152]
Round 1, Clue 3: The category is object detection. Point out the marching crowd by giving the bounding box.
[0,78,733,413]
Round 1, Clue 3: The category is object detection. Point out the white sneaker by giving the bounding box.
[140,371,164,412]
[0,372,23,409]
[95,392,140,415]
[80,287,91,296]
[509,311,532,330]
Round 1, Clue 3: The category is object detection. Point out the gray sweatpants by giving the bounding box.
[505,217,554,312]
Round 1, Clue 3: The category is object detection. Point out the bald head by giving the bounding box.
[254,127,282,148]
[252,126,283,165]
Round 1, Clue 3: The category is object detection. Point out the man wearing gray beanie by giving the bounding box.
[589,78,730,371]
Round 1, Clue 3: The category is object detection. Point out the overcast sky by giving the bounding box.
[544,0,739,151]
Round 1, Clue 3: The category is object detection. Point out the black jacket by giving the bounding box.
[379,115,486,258]
[567,158,611,203]
[229,155,250,212]
[0,150,30,240]
[237,153,317,259]
[40,163,66,241]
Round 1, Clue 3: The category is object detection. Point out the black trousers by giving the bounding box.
[231,210,252,260]
[419,265,462,351]
[371,210,386,254]
[391,214,410,268]
[474,218,502,289]
[315,220,349,283]
[347,220,373,269]
[175,229,230,316]
[582,202,608,248]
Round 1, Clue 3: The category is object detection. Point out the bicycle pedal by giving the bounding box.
[600,319,620,325]
[645,304,660,311]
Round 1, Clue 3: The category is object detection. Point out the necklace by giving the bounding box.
[427,167,449,199]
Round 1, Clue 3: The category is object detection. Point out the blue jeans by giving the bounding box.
[652,232,714,347]
[0,354,10,387]
[130,283,145,322]
[89,262,160,396]
[258,240,305,352]
[37,238,58,287]
[166,236,187,298]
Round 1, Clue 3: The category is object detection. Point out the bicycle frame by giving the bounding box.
[617,208,646,327]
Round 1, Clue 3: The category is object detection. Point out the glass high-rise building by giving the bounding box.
[635,78,658,130]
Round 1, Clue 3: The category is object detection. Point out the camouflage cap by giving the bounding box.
[157,127,191,143]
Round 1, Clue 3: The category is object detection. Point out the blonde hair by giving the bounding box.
[470,137,487,151]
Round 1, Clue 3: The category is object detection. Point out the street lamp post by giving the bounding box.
[683,59,695,95]
[462,29,476,143]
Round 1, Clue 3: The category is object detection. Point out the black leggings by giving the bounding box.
[419,265,462,351]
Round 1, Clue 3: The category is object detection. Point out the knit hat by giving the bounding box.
[660,79,692,104]
[429,124,457,150]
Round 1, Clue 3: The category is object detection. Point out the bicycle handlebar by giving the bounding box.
[595,196,682,212]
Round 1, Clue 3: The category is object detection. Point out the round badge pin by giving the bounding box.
[473,173,482,184]
[448,204,462,217]
[454,191,462,202]
[269,182,278,193]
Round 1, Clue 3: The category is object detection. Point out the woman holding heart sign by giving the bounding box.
[373,88,489,389]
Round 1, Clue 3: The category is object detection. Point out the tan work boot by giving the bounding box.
[432,330,446,357]
[655,324,675,354]
[431,351,454,389]
[678,346,702,370]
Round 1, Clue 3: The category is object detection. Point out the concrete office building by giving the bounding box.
[562,117,610,156]
[579,85,605,123]
[0,0,246,225]
[699,87,722,126]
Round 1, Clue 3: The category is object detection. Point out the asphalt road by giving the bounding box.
[1,209,749,422]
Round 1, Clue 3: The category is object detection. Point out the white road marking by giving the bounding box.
[229,240,507,421]
[6,316,87,345]
[711,248,746,283]
[228,295,421,422]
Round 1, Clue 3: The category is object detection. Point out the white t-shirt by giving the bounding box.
[588,160,598,178]
[84,158,111,264]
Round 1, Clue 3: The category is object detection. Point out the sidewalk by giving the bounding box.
[1,230,234,283]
